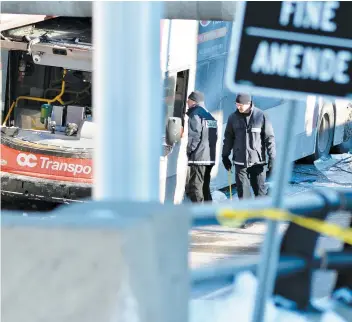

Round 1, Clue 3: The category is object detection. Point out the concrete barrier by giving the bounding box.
[2,202,190,322]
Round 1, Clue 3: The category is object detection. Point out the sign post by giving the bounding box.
[251,101,297,322]
[225,2,352,322]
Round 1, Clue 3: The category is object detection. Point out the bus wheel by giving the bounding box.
[314,103,334,160]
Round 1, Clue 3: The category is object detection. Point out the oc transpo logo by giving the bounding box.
[17,153,38,168]
[16,152,92,176]
[199,20,211,27]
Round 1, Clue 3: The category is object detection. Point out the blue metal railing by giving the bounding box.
[190,187,352,304]
[191,252,352,297]
[192,187,352,227]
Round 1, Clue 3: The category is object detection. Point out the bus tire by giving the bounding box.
[313,103,334,160]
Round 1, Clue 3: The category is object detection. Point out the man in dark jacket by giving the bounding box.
[185,91,218,203]
[222,93,276,199]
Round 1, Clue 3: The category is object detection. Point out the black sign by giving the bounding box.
[226,1,352,99]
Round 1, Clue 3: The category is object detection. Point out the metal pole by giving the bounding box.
[159,19,172,204]
[252,101,298,322]
[164,20,172,79]
[93,1,163,201]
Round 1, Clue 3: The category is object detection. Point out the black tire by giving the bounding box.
[313,103,334,160]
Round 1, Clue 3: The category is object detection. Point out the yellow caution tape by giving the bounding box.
[217,208,352,245]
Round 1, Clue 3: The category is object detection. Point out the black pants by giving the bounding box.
[235,164,267,199]
[185,165,213,203]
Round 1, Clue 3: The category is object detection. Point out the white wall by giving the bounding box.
[167,20,198,73]
[160,20,198,203]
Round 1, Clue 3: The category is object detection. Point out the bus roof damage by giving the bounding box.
[1,17,94,202]
[1,17,92,71]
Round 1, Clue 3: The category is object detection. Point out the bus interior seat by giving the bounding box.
[78,118,95,139]
[51,105,64,127]
[66,105,85,126]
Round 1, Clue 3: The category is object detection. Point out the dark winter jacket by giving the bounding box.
[222,106,276,168]
[187,105,218,165]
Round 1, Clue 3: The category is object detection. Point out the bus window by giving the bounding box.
[163,74,176,127]
[173,70,189,124]
[163,70,189,128]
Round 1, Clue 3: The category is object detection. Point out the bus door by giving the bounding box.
[162,69,189,203]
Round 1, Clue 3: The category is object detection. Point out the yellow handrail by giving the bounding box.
[2,69,67,126]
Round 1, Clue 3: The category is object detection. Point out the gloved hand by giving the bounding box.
[267,159,274,178]
[222,157,232,171]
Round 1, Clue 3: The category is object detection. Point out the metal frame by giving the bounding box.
[0,40,92,59]
[0,40,92,71]
[192,252,352,294]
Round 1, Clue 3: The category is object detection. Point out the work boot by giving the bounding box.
[333,287,352,307]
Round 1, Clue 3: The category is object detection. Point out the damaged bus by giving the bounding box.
[1,17,351,204]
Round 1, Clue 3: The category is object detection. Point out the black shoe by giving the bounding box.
[333,287,352,307]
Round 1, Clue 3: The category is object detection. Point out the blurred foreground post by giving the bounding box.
[252,102,298,322]
[93,1,163,201]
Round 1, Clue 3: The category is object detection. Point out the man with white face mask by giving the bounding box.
[222,93,276,199]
